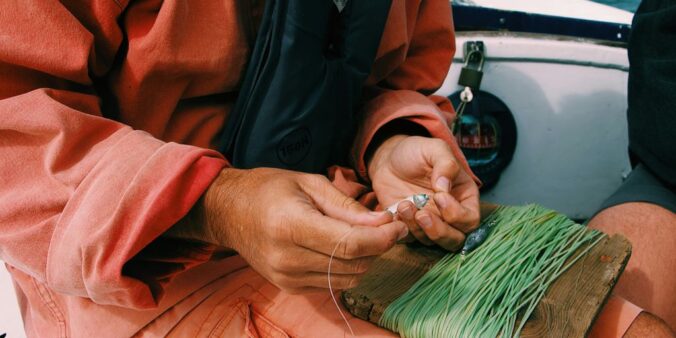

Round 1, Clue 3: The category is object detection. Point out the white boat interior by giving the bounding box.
[438,32,631,219]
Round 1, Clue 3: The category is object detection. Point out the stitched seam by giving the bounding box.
[32,278,67,338]
[196,284,253,335]
[207,299,246,338]
[250,307,290,338]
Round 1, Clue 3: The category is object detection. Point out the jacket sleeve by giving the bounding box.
[0,1,226,309]
[350,0,477,182]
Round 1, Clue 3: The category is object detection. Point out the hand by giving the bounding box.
[368,135,480,251]
[171,167,407,293]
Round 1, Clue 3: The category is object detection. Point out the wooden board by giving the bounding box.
[342,205,632,337]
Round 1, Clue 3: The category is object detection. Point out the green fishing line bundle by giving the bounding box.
[379,205,605,338]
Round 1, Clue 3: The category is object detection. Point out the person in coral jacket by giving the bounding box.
[0,0,670,337]
[0,0,478,335]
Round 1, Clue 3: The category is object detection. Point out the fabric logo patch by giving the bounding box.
[277,127,312,165]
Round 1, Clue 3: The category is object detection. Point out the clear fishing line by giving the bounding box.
[329,229,357,337]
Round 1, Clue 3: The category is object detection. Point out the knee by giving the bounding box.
[588,202,675,234]
[624,312,675,338]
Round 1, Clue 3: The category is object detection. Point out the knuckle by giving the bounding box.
[269,271,287,288]
[339,196,359,211]
[441,207,459,221]
[426,230,441,241]
[383,235,397,250]
[275,274,295,291]
[440,159,459,177]
[352,258,370,274]
[448,158,459,170]
[269,251,291,272]
[308,173,330,186]
[341,240,362,259]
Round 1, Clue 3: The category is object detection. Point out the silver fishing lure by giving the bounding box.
[385,194,430,215]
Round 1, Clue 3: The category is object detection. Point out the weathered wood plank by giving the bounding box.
[342,206,631,337]
[520,234,632,337]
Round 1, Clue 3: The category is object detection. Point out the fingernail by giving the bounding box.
[435,177,450,192]
[400,203,413,215]
[434,194,448,209]
[397,226,409,240]
[369,211,386,217]
[417,214,432,228]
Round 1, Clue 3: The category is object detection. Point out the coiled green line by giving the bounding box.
[379,205,604,338]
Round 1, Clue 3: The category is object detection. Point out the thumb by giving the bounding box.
[301,175,393,226]
[423,140,461,193]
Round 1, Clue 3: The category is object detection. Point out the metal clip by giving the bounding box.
[463,41,486,69]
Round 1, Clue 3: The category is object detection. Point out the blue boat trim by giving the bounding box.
[451,5,631,43]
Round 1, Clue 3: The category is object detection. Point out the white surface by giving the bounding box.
[452,34,630,68]
[464,0,633,24]
[437,33,631,219]
[0,263,25,338]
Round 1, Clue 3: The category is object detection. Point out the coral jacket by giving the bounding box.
[0,0,471,336]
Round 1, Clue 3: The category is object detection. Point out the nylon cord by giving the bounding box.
[329,229,357,337]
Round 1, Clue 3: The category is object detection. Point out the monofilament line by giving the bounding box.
[379,204,605,338]
[329,229,357,337]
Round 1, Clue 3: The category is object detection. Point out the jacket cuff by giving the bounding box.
[46,129,226,309]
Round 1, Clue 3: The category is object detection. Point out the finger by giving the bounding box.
[450,171,482,231]
[269,245,376,275]
[332,221,407,260]
[275,249,376,275]
[400,233,416,243]
[282,286,325,295]
[433,192,480,234]
[423,139,461,193]
[415,210,466,251]
[397,201,434,246]
[422,139,460,192]
[283,272,367,291]
[301,174,393,226]
[268,274,325,295]
[295,213,406,259]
